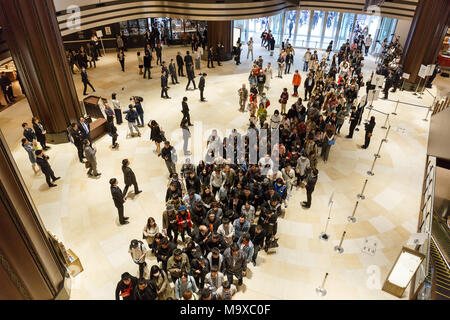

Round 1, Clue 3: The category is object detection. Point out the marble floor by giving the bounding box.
[0,44,445,300]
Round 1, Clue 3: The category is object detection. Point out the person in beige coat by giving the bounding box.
[150,265,174,300]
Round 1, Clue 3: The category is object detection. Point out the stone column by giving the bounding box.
[0,0,81,143]
[0,129,69,299]
[207,20,233,61]
[401,0,450,86]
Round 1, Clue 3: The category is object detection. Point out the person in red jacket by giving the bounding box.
[177,205,193,243]
[292,70,301,97]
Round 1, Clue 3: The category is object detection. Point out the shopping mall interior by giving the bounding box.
[0,0,449,302]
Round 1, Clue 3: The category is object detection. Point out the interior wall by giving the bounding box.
[395,18,412,47]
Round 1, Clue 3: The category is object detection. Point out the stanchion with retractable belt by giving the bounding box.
[391,99,399,115]
[319,192,334,242]
[334,231,346,254]
[381,125,391,143]
[316,272,329,296]
[347,201,359,223]
[381,113,389,129]
[357,179,368,200]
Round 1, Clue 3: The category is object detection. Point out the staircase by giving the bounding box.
[430,238,450,300]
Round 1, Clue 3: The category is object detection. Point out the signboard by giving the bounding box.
[426,64,436,77]
[105,27,112,36]
[382,247,425,298]
[402,72,410,80]
[96,30,103,38]
[418,64,428,78]
[374,74,384,87]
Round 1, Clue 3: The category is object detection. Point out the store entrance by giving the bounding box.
[0,60,26,112]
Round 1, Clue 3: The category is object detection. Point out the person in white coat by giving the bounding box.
[281,164,296,207]
[264,63,273,90]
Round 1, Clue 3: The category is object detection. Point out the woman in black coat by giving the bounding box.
[362,116,376,149]
[32,116,49,150]
[148,120,164,156]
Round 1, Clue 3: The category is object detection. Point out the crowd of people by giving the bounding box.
[19,23,419,301]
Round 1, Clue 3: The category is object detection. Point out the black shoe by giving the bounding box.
[94,173,101,176]
[188,124,193,126]
[345,135,351,139]
[301,201,308,206]
[135,190,142,195]
[124,217,130,220]
[238,279,243,286]
[53,177,61,181]
[167,97,171,99]
[49,184,57,187]
[120,221,130,225]
[252,260,256,266]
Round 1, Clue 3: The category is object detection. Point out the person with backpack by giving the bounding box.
[129,239,148,278]
[123,105,141,137]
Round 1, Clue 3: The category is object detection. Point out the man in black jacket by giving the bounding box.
[143,52,152,79]
[78,117,91,142]
[155,42,162,65]
[199,73,206,102]
[249,224,266,266]
[362,116,376,149]
[184,51,194,76]
[181,97,192,126]
[35,150,60,187]
[115,272,138,300]
[122,159,142,198]
[301,168,318,209]
[161,141,177,177]
[169,58,179,84]
[346,106,358,139]
[382,71,394,100]
[161,71,170,99]
[176,51,185,77]
[69,123,85,162]
[207,47,214,68]
[186,64,197,91]
[22,122,36,143]
[216,42,224,66]
[304,73,315,101]
[81,68,95,95]
[134,278,158,300]
[110,178,129,225]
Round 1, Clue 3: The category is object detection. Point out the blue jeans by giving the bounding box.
[136,113,144,126]
[303,61,309,72]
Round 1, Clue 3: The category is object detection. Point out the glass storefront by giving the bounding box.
[322,12,340,49]
[309,11,325,48]
[295,10,311,47]
[233,9,398,52]
[284,10,297,42]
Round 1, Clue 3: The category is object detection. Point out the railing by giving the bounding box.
[431,96,450,116]
[414,156,436,300]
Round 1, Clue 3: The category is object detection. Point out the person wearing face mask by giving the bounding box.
[149,265,174,300]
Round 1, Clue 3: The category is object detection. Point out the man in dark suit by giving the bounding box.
[161,71,170,99]
[181,97,192,126]
[69,123,85,162]
[22,122,36,143]
[143,52,152,79]
[0,72,15,104]
[81,68,95,96]
[78,117,91,142]
[301,168,318,209]
[216,42,224,66]
[346,106,358,139]
[186,64,196,91]
[304,73,315,101]
[199,73,206,102]
[122,159,142,198]
[110,178,129,225]
[207,47,214,68]
[184,51,194,76]
[168,58,179,84]
[35,150,60,187]
[176,51,184,77]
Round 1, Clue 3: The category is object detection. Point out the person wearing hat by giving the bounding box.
[161,140,177,177]
[128,239,147,278]
[176,205,193,243]
[122,159,142,197]
[115,272,138,300]
[199,73,206,102]
[301,168,318,209]
[110,178,129,225]
[35,150,60,188]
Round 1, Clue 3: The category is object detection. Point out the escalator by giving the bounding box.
[430,238,450,300]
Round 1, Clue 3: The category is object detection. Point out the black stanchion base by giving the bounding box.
[357,194,366,200]
[367,171,374,176]
[319,232,330,241]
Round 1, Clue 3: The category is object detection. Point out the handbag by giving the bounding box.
[85,161,91,169]
[328,139,335,146]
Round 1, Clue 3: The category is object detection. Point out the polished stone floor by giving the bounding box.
[0,44,445,300]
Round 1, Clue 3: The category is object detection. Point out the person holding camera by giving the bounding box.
[35,150,60,188]
[123,105,141,137]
